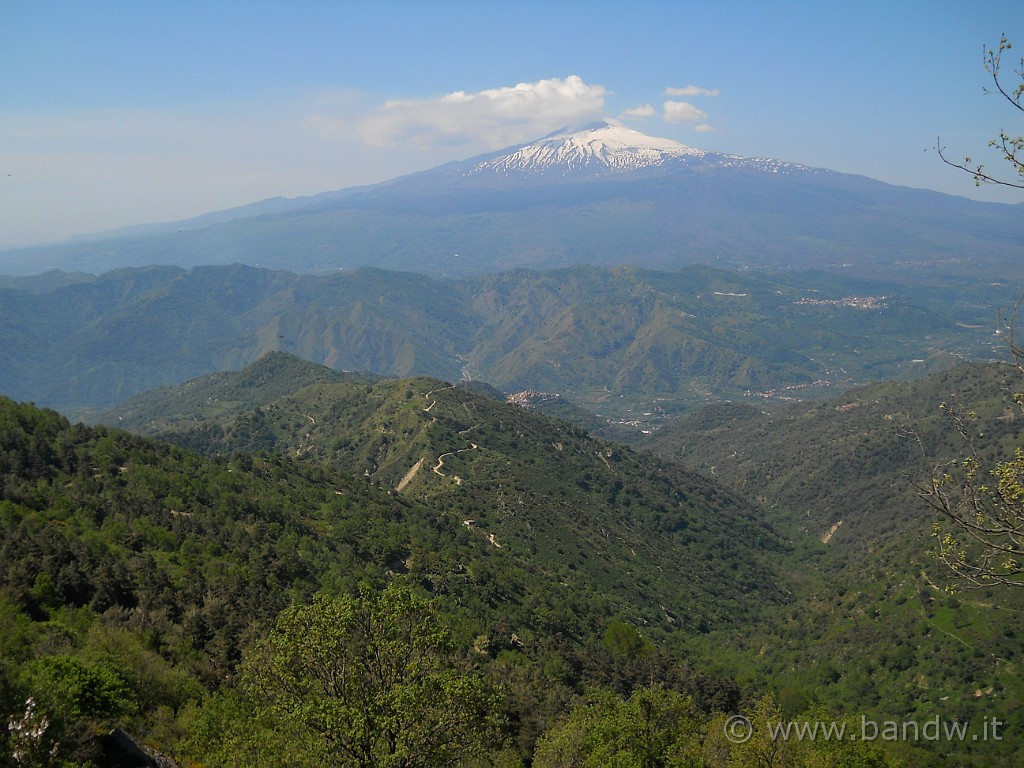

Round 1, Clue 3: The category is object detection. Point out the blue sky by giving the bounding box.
[2,1,1022,248]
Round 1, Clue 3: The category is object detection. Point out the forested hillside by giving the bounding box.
[104,353,790,636]
[85,354,1024,766]
[653,362,1024,766]
[0,393,821,766]
[651,362,1024,549]
[7,8,1024,768]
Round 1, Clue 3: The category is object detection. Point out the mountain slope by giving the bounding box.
[1,123,1021,280]
[0,391,792,763]
[97,354,1024,767]
[650,362,1024,763]
[649,362,1024,550]
[0,265,469,414]
[101,353,793,634]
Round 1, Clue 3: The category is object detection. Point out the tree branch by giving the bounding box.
[937,35,1024,189]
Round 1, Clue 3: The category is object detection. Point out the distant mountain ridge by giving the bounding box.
[0,263,1004,418]
[1,123,1020,280]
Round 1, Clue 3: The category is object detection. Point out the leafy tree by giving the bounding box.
[11,655,131,766]
[704,695,893,768]
[938,35,1024,189]
[231,582,503,767]
[922,386,1024,588]
[532,686,700,768]
[718,694,795,768]
[20,655,129,726]
[602,620,654,661]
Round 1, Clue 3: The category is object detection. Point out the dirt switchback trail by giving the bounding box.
[432,443,478,486]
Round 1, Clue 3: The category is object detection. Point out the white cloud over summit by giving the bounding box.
[661,85,717,129]
[308,76,723,150]
[663,100,708,124]
[356,76,607,149]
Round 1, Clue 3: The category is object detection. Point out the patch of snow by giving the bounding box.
[461,122,824,181]
[466,122,704,177]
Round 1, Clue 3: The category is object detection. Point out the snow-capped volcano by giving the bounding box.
[456,121,814,183]
[464,121,706,179]
[15,116,1018,282]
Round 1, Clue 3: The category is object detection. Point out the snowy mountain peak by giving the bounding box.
[465,121,706,179]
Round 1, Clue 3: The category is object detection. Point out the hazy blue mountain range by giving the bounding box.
[0,262,1008,419]
[2,123,1021,282]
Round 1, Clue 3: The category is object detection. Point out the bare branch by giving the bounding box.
[938,35,1024,190]
[936,139,1024,189]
